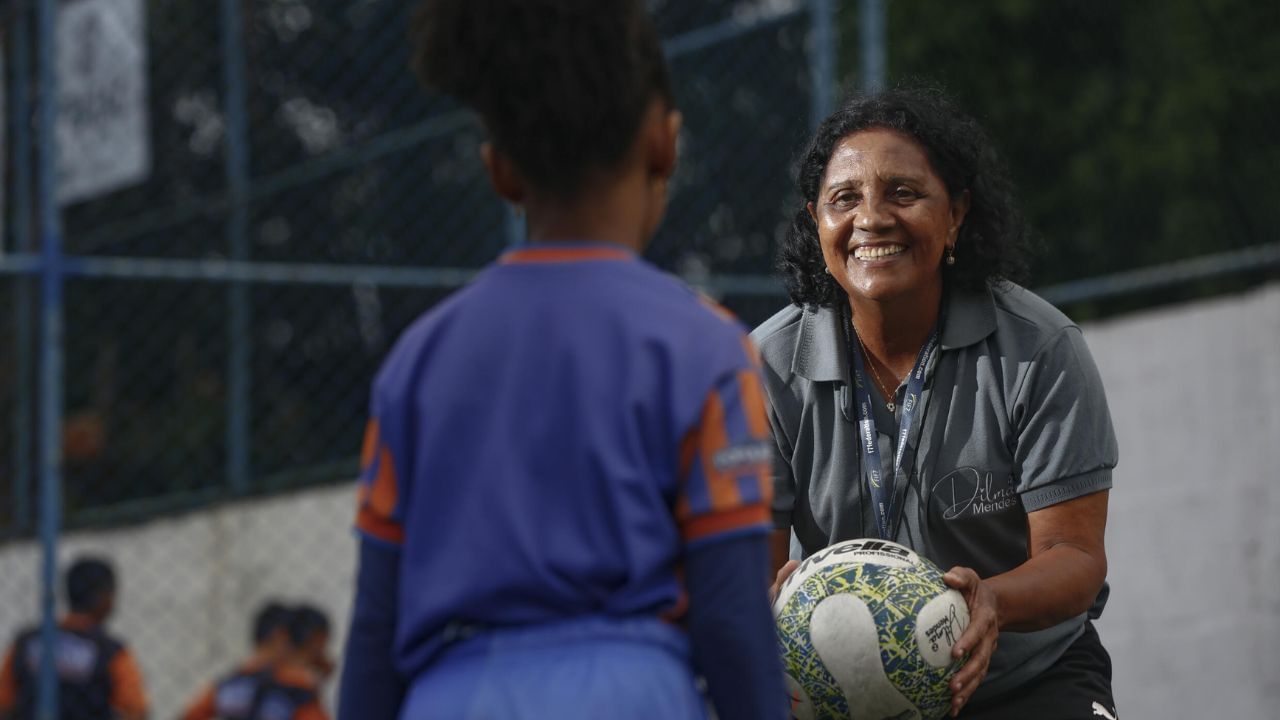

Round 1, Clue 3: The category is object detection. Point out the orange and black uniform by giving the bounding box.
[181,662,327,720]
[0,614,148,720]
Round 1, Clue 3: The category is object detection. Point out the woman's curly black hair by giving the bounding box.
[777,84,1033,306]
[410,0,672,201]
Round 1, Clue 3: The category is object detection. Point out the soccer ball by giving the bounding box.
[773,539,969,720]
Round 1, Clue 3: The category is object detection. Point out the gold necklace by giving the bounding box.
[853,325,900,412]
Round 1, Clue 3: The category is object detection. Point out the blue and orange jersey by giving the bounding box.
[181,660,328,720]
[354,242,773,678]
[0,614,148,720]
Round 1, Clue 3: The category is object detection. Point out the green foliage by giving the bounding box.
[841,0,1280,287]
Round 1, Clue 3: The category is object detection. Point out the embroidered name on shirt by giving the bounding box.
[930,467,1017,519]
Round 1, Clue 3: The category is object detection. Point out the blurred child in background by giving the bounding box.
[0,556,149,720]
[288,605,333,688]
[180,603,330,720]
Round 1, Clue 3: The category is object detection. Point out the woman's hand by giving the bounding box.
[936,491,1110,716]
[942,566,999,718]
[768,559,799,605]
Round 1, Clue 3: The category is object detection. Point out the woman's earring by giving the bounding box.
[945,245,956,266]
[823,266,831,274]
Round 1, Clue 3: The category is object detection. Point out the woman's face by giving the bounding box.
[808,128,968,305]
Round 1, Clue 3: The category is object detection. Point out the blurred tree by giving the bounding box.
[843,0,1280,287]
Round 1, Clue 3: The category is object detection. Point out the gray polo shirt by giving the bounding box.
[750,281,1117,702]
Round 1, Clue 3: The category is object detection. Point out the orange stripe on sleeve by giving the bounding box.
[678,418,698,480]
[750,460,773,508]
[740,334,763,369]
[682,504,771,543]
[357,501,406,544]
[675,427,697,522]
[369,443,399,518]
[735,368,775,508]
[0,644,18,711]
[737,369,770,440]
[108,648,149,716]
[355,418,381,516]
[699,390,743,512]
[355,430,404,544]
[359,419,380,469]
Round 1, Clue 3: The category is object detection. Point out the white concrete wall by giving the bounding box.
[0,283,1276,719]
[0,487,358,717]
[1084,282,1280,719]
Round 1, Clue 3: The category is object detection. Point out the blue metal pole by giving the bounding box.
[809,0,836,129]
[34,0,63,717]
[220,0,251,494]
[11,0,35,534]
[860,0,887,92]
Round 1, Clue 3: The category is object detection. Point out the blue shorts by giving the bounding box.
[400,616,709,720]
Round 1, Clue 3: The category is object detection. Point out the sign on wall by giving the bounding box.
[56,0,150,205]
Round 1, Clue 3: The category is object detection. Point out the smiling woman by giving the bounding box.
[753,86,1120,719]
[807,128,968,389]
[809,129,966,311]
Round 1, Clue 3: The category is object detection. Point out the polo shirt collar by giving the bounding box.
[792,305,849,382]
[940,283,998,350]
[791,283,997,381]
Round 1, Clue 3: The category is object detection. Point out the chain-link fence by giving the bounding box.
[4,0,829,524]
[2,0,1278,717]
[0,0,830,715]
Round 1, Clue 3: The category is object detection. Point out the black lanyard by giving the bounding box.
[844,306,939,540]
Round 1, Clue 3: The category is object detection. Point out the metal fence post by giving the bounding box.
[809,0,836,129]
[34,0,63,717]
[860,0,887,92]
[220,0,251,495]
[10,0,35,534]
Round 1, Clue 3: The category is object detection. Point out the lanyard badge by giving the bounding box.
[846,316,939,540]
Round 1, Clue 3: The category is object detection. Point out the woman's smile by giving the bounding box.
[851,243,908,261]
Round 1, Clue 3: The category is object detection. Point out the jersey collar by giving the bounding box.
[499,241,636,265]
